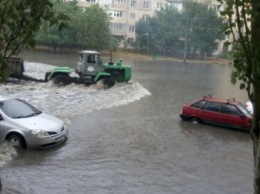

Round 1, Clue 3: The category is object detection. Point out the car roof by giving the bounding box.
[199,95,239,104]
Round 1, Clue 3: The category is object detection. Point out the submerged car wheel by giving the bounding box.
[189,118,200,124]
[7,134,26,148]
[52,75,72,87]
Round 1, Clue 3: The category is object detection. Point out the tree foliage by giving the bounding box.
[36,2,111,51]
[135,6,182,55]
[218,0,260,193]
[183,2,224,58]
[0,0,68,82]
[135,2,224,58]
[36,0,79,51]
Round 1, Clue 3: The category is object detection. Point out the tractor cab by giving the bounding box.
[76,50,104,77]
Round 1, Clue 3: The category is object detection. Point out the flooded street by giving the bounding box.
[0,50,253,194]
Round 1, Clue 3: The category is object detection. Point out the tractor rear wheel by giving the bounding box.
[52,75,72,87]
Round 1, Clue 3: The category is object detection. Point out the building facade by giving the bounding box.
[66,0,227,55]
[73,0,183,47]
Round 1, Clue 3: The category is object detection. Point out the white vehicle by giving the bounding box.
[245,101,253,114]
[0,95,68,149]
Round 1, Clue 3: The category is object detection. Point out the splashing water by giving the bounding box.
[0,62,150,165]
[0,143,17,168]
[1,62,151,120]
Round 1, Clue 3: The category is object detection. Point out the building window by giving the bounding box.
[130,13,135,19]
[131,0,137,8]
[111,23,126,30]
[129,25,135,32]
[113,10,125,18]
[143,1,150,9]
[157,3,163,9]
[142,14,149,20]
[114,0,126,4]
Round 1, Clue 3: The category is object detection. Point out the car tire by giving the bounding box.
[52,75,72,87]
[7,134,26,148]
[189,118,200,124]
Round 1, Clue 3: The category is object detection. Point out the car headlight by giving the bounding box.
[30,129,49,138]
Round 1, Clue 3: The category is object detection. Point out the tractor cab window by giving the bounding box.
[95,54,102,65]
[87,54,96,63]
[87,54,102,65]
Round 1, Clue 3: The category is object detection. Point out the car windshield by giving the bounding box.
[237,102,251,115]
[0,99,42,118]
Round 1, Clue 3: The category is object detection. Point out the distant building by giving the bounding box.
[65,0,227,55]
[66,0,183,48]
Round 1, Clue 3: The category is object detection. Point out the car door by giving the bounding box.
[220,104,248,128]
[200,102,222,124]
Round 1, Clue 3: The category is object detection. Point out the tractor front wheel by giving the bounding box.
[52,75,72,87]
[96,78,116,89]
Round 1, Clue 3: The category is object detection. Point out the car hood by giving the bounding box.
[12,112,63,132]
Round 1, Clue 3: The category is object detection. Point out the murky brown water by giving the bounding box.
[0,50,253,194]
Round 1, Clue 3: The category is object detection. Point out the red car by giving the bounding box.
[180,95,252,131]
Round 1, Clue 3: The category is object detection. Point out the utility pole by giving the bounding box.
[183,15,189,63]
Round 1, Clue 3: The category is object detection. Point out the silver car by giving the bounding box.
[0,95,68,149]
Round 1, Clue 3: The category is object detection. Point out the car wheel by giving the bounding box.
[189,118,200,124]
[7,134,26,148]
[52,75,72,87]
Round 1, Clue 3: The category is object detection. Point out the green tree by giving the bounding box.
[135,3,223,59]
[155,5,183,54]
[218,0,260,193]
[75,4,110,50]
[135,6,181,54]
[36,2,111,51]
[182,1,224,59]
[135,18,152,52]
[36,0,79,52]
[0,0,68,82]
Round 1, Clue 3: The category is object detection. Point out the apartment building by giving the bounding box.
[73,0,184,47]
[66,0,227,54]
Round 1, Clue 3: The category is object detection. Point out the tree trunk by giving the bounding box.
[255,145,260,194]
[0,178,2,191]
[252,84,260,194]
[251,1,260,193]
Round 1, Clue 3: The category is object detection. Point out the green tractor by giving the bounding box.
[45,50,132,88]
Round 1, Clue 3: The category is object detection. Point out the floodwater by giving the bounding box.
[0,50,254,194]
